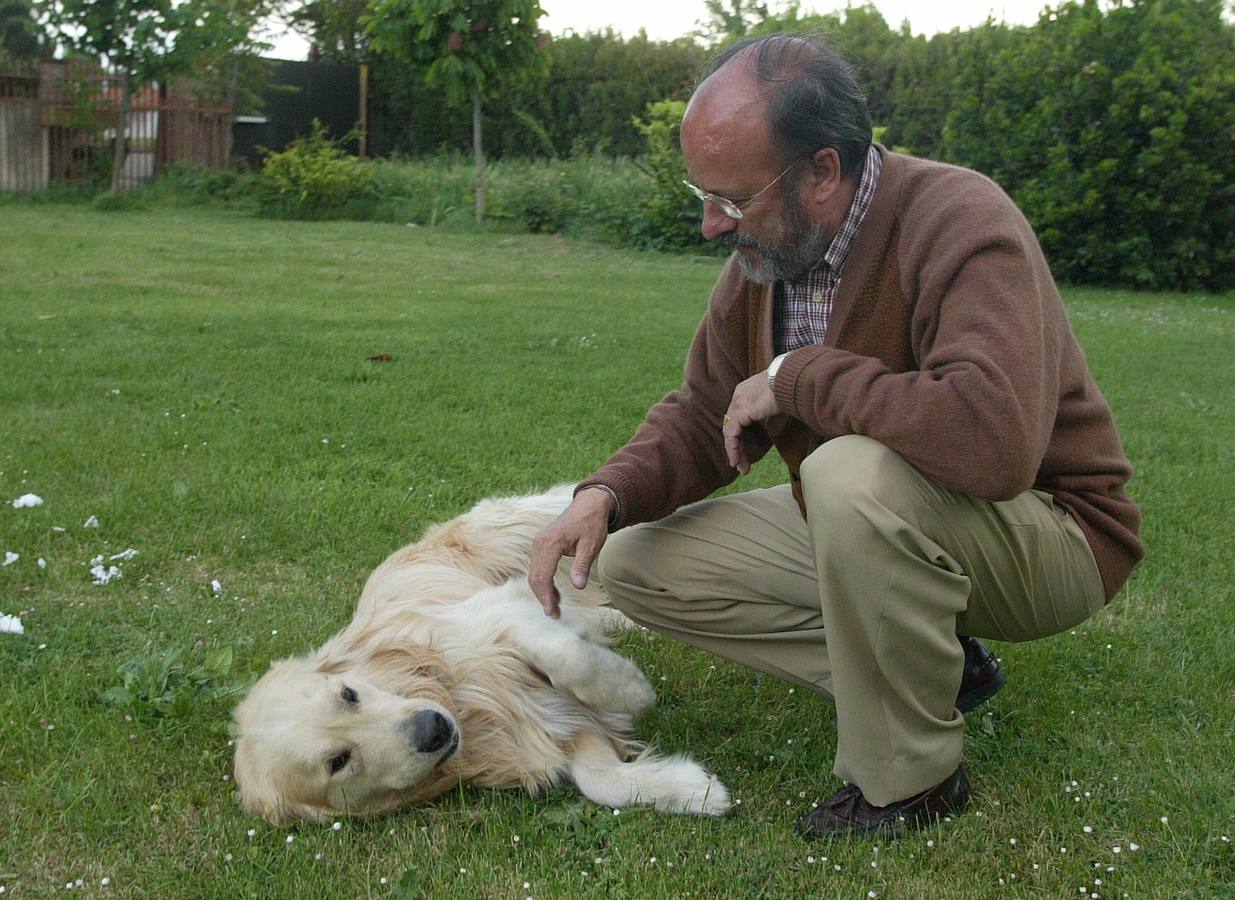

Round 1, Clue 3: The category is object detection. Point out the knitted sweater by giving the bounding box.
[578,148,1143,601]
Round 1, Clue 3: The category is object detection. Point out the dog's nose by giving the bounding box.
[407,709,454,754]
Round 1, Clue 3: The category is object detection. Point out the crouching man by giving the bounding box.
[529,33,1143,840]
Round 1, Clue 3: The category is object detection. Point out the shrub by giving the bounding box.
[257,120,374,219]
[143,164,262,209]
[628,99,711,253]
[940,0,1235,291]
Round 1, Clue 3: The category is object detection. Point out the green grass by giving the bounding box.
[1,205,1232,898]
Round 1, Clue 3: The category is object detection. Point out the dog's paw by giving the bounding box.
[648,757,732,817]
[596,606,638,634]
[571,654,655,715]
[612,662,656,715]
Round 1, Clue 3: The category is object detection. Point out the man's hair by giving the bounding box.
[699,33,872,180]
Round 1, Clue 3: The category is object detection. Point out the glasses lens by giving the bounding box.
[682,180,743,220]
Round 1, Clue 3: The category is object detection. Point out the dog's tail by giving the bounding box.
[568,731,731,817]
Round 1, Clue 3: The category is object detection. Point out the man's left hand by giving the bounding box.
[723,370,779,474]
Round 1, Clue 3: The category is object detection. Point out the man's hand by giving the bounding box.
[723,369,780,474]
[529,487,614,619]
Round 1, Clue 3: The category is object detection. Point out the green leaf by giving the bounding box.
[203,646,234,678]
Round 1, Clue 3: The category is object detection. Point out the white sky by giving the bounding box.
[265,0,1053,60]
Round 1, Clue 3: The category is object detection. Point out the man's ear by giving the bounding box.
[807,147,844,205]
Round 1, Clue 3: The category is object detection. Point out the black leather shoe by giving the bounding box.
[956,635,1006,713]
[796,768,970,841]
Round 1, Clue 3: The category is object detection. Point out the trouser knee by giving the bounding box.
[595,526,657,620]
[799,434,912,520]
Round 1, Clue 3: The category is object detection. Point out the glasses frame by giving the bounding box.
[682,156,804,220]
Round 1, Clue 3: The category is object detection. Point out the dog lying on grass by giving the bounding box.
[232,486,730,824]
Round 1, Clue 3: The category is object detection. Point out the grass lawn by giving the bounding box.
[1,205,1232,898]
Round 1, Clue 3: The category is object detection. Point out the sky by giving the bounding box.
[264,0,1053,60]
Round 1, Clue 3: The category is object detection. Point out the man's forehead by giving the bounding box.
[683,81,775,190]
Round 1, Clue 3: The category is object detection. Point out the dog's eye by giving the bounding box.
[329,750,351,774]
[341,686,358,704]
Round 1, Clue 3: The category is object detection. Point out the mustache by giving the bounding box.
[721,233,769,253]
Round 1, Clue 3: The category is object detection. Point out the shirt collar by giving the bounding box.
[803,143,883,279]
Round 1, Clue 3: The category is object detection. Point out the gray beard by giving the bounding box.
[722,182,828,284]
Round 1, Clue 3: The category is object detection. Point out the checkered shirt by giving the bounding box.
[774,144,883,353]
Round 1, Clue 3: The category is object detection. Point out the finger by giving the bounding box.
[723,420,742,470]
[528,543,564,618]
[569,536,603,589]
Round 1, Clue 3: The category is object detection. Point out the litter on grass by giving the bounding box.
[0,613,23,635]
[11,493,43,508]
[90,555,123,585]
[3,552,17,567]
[84,515,100,528]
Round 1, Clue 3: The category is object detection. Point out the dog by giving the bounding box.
[231,486,731,825]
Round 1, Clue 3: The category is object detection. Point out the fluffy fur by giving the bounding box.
[232,486,730,825]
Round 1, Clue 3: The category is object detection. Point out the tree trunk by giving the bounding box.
[110,70,131,193]
[472,90,485,223]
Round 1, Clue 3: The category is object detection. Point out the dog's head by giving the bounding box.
[232,649,461,825]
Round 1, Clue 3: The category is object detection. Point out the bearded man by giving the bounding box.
[529,33,1143,840]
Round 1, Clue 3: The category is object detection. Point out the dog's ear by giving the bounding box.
[362,645,455,703]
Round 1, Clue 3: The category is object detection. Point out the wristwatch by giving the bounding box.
[767,352,789,392]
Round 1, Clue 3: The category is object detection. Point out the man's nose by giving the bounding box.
[700,202,738,241]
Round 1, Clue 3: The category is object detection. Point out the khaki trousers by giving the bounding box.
[595,435,1106,805]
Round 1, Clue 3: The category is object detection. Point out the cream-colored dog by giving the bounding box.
[232,487,730,824]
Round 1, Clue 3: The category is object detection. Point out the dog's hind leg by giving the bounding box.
[568,731,731,816]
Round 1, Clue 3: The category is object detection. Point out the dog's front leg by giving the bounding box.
[475,583,655,715]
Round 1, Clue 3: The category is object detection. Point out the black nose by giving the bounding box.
[408,709,454,754]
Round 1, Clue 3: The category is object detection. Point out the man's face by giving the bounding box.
[719,173,828,284]
[680,80,829,285]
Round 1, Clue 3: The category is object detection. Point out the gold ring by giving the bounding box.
[722,414,730,427]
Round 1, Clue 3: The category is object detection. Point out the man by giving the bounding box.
[528,33,1143,840]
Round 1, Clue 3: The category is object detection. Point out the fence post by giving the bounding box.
[358,63,368,160]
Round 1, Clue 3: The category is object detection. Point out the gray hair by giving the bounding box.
[699,33,872,180]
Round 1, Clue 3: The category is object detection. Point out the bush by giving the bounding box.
[939,0,1235,291]
[627,99,711,253]
[257,120,374,219]
[141,164,262,209]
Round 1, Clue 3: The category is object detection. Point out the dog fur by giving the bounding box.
[231,486,730,824]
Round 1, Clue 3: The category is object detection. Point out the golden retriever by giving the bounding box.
[232,486,731,824]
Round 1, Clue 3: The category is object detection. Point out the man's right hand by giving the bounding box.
[528,487,614,619]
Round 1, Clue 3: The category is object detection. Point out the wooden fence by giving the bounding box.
[0,60,232,193]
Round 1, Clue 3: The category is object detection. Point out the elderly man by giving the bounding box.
[529,33,1142,840]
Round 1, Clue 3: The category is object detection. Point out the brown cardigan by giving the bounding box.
[579,148,1143,601]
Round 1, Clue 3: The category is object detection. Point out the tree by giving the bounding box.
[696,0,771,43]
[366,0,548,221]
[284,0,371,64]
[2,0,49,60]
[42,0,269,191]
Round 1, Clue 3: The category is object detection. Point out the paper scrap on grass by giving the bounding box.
[3,552,18,567]
[109,548,139,562]
[11,493,43,508]
[0,613,23,635]
[90,555,122,585]
[84,515,100,528]
[211,579,223,595]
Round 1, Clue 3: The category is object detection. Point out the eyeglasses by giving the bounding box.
[682,157,802,220]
